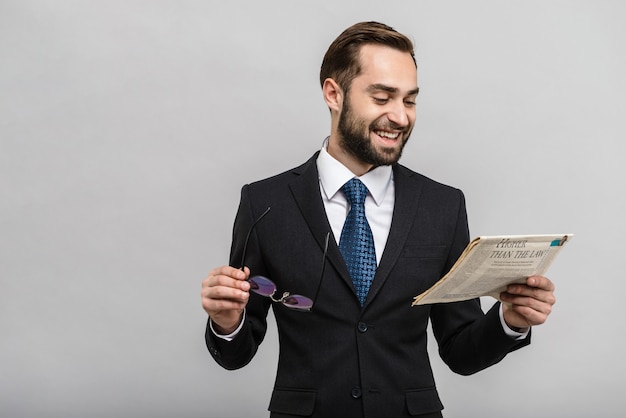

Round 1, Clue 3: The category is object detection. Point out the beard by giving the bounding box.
[337,96,412,167]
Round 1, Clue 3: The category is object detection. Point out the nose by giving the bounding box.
[387,101,410,128]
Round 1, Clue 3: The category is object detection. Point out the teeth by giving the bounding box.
[375,131,399,139]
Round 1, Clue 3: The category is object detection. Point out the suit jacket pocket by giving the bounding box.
[405,387,444,416]
[402,245,448,259]
[269,387,317,416]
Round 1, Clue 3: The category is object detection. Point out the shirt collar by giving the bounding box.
[317,138,393,206]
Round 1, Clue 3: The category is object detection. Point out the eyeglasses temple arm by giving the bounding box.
[310,232,330,310]
[239,206,271,271]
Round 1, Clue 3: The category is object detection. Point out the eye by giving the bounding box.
[373,97,389,104]
[404,100,416,107]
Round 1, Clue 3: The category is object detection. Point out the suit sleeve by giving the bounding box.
[429,189,530,376]
[205,185,272,370]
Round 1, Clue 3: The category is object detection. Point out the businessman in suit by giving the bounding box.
[201,21,556,417]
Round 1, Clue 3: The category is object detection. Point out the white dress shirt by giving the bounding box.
[316,141,394,264]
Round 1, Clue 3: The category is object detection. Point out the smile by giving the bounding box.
[374,130,400,140]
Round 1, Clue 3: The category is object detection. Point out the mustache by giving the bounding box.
[370,119,411,134]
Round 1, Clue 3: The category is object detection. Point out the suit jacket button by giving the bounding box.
[357,322,368,333]
[209,346,220,357]
[351,387,362,399]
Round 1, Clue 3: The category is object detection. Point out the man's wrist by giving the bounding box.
[498,303,530,340]
[212,321,239,335]
[210,311,246,341]
[508,324,529,333]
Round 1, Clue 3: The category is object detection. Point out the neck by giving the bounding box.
[326,133,373,177]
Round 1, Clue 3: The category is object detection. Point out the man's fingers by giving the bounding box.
[506,307,540,327]
[204,266,251,292]
[508,294,553,315]
[203,293,248,312]
[208,265,249,282]
[527,275,555,292]
[501,289,556,310]
[501,275,557,328]
[204,282,250,301]
[201,265,253,318]
[505,276,556,306]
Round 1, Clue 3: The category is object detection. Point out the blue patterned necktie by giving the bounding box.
[339,178,377,306]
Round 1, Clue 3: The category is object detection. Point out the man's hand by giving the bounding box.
[201,266,251,334]
[500,275,556,331]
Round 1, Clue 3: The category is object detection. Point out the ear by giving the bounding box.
[322,78,343,112]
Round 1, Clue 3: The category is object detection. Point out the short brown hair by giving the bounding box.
[319,21,416,93]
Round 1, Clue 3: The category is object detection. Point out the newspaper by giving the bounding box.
[411,234,573,306]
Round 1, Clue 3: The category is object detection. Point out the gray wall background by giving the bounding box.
[2,1,625,417]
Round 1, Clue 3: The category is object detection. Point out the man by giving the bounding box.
[202,21,555,417]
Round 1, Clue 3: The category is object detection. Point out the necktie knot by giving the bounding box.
[342,178,368,207]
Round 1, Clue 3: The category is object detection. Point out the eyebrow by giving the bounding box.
[366,83,420,96]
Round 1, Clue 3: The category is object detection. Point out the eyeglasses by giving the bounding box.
[239,207,329,311]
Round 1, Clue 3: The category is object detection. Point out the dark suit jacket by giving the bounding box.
[206,153,529,417]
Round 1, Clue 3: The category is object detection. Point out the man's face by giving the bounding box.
[336,44,418,168]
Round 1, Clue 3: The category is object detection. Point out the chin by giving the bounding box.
[373,149,402,166]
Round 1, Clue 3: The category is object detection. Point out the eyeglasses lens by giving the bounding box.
[282,295,313,310]
[249,276,313,310]
[248,276,276,297]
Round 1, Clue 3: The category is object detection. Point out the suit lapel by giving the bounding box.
[362,164,423,309]
[288,153,355,294]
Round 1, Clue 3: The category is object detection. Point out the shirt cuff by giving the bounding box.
[499,303,530,340]
[210,310,246,342]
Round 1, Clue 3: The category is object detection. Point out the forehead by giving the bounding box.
[354,44,418,92]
